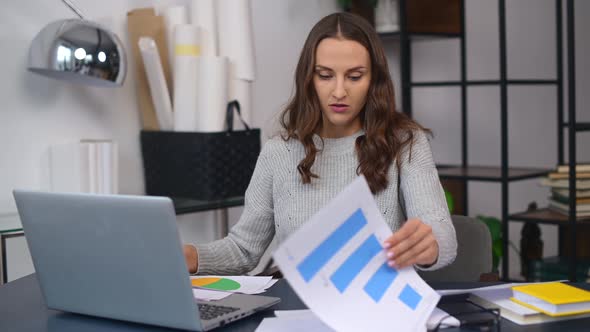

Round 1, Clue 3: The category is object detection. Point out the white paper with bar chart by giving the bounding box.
[273,176,440,332]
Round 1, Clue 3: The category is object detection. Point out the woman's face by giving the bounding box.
[313,37,372,138]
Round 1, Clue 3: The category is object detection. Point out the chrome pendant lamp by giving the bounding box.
[27,0,126,87]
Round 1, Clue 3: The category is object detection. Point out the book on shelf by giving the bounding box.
[540,178,590,190]
[510,282,590,317]
[551,192,590,205]
[548,199,590,213]
[548,172,590,180]
[553,188,590,198]
[556,163,590,173]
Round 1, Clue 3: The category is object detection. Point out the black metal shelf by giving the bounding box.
[563,122,590,131]
[526,256,590,281]
[510,208,590,225]
[391,0,580,281]
[411,79,559,87]
[437,166,550,182]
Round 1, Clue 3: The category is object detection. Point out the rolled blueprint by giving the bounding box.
[190,0,218,56]
[174,24,202,57]
[138,37,174,131]
[163,5,189,74]
[173,24,201,131]
[217,0,256,81]
[196,56,228,132]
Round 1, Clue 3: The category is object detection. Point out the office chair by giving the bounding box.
[419,215,495,282]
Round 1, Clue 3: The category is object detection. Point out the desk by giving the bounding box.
[0,213,24,284]
[171,196,244,238]
[2,274,590,331]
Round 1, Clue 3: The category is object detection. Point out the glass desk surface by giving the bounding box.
[0,196,246,233]
[0,213,22,234]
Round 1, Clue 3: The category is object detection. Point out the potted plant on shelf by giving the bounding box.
[476,215,503,274]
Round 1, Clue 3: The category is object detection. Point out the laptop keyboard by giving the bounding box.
[198,303,240,320]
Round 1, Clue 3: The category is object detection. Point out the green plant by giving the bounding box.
[444,190,455,214]
[476,215,503,273]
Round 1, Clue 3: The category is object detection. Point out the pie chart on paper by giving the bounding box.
[191,277,241,291]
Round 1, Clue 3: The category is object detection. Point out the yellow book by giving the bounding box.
[510,282,590,317]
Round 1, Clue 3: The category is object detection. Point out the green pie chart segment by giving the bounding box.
[191,277,241,291]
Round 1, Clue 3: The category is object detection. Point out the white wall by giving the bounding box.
[0,0,587,280]
[0,0,143,210]
[0,0,340,277]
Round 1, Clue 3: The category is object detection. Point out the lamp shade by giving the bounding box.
[28,19,126,87]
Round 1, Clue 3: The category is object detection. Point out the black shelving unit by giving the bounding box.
[510,0,586,282]
[381,0,587,280]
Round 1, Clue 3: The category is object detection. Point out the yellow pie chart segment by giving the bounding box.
[191,277,241,291]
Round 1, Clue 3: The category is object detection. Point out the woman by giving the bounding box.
[183,12,457,275]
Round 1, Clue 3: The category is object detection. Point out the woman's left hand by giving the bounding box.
[383,218,439,269]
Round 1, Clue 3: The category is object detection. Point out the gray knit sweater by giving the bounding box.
[194,130,457,275]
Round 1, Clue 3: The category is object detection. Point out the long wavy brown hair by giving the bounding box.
[280,12,430,194]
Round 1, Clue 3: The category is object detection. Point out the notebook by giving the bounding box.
[13,190,280,331]
[510,282,590,317]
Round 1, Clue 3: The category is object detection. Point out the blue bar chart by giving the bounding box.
[273,176,440,332]
[364,262,398,302]
[297,208,423,310]
[297,208,366,282]
[330,234,382,293]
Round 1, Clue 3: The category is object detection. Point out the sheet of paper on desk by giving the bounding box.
[272,308,459,330]
[435,280,566,297]
[437,283,525,297]
[273,176,440,332]
[190,276,277,294]
[255,315,332,332]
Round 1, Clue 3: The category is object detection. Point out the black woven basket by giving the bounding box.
[140,101,260,200]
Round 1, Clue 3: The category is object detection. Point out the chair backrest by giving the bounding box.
[419,215,493,282]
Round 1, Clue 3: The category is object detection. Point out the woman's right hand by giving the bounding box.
[183,244,198,274]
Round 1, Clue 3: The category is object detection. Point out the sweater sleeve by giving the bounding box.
[193,141,277,275]
[399,131,457,271]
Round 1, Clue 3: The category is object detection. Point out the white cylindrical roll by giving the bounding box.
[229,78,252,129]
[174,24,202,56]
[190,0,218,56]
[163,5,189,73]
[174,24,201,131]
[196,56,228,132]
[173,56,198,131]
[217,0,256,81]
[138,37,174,131]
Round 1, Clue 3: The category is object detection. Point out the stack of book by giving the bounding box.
[467,283,590,325]
[541,164,590,218]
[49,140,118,194]
[511,282,590,317]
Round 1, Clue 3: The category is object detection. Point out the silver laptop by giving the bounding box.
[13,190,280,331]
